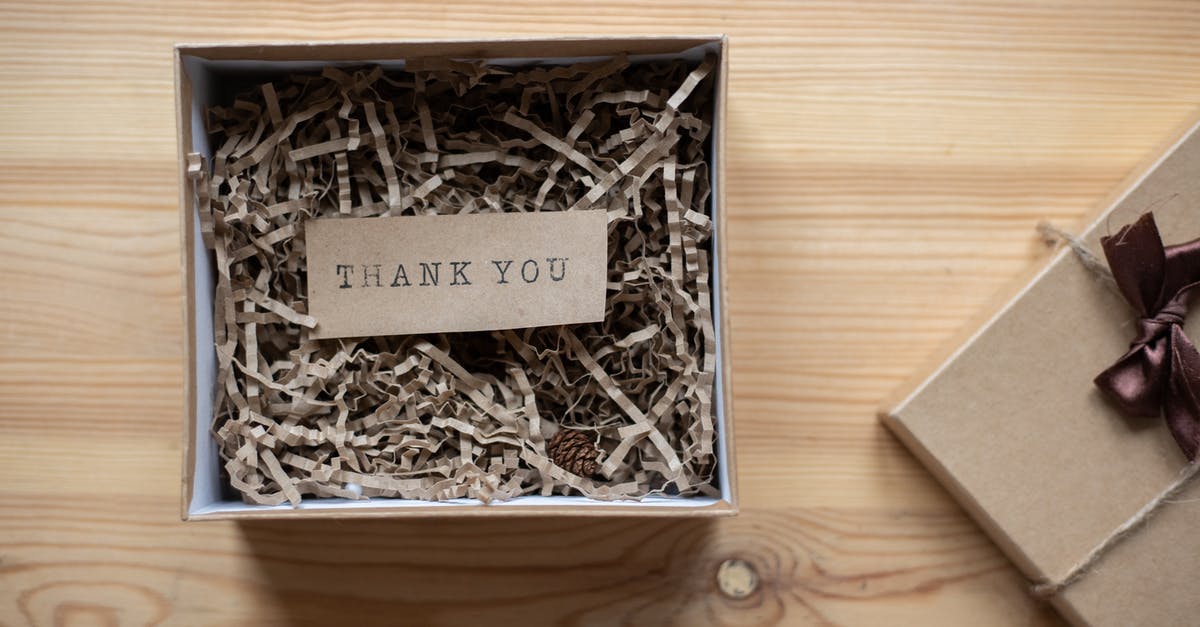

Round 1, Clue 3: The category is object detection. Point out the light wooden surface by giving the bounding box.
[2,1,1198,625]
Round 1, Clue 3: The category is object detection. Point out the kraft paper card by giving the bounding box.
[306,211,608,338]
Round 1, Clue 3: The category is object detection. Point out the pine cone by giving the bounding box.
[547,428,600,477]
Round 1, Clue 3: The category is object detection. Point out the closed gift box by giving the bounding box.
[881,113,1200,626]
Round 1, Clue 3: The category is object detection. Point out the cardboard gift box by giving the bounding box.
[882,114,1200,626]
[175,37,736,519]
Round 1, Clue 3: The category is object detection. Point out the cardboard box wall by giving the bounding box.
[882,114,1200,626]
[175,37,736,520]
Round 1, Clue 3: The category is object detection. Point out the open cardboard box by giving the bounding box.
[175,37,736,520]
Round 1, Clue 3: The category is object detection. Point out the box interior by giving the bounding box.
[181,40,731,517]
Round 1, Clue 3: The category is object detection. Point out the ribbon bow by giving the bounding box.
[1094,213,1200,460]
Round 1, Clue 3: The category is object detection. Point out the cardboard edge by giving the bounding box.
[715,35,738,514]
[878,408,1048,581]
[189,499,738,521]
[175,45,198,522]
[174,35,725,61]
[879,408,1093,625]
[880,246,1065,419]
[175,36,736,519]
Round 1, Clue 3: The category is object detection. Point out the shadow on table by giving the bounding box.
[238,515,722,626]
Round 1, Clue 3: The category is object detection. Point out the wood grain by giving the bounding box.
[1,0,1198,624]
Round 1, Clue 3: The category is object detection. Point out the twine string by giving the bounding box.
[1036,221,1120,295]
[1031,462,1200,598]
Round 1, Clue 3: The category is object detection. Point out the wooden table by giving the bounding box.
[2,1,1198,624]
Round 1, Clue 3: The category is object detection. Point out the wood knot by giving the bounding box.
[717,558,759,600]
[547,428,599,476]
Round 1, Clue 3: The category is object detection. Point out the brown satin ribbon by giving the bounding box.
[1094,213,1200,460]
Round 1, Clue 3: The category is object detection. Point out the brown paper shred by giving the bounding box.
[196,54,717,505]
[501,109,607,180]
